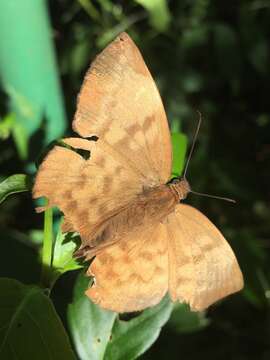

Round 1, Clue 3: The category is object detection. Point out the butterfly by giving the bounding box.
[33,32,243,313]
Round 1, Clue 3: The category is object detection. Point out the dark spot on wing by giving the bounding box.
[66,200,78,211]
[63,190,72,199]
[143,115,155,132]
[86,135,98,142]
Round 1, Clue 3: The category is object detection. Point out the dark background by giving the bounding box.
[1,1,270,359]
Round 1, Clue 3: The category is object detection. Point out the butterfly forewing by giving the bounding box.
[33,32,172,248]
[73,32,172,184]
[33,137,144,246]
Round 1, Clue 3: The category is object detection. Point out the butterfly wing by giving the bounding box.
[33,137,146,245]
[86,222,168,312]
[167,204,243,311]
[73,32,172,184]
[33,32,172,247]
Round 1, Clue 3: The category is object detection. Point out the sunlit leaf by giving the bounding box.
[52,221,83,280]
[105,295,173,360]
[68,272,173,360]
[134,0,171,32]
[78,0,100,20]
[28,229,44,245]
[171,132,188,177]
[96,13,144,49]
[68,273,117,360]
[0,113,14,140]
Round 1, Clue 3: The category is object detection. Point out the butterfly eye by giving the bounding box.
[168,177,180,185]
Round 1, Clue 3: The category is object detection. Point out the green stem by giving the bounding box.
[41,206,53,288]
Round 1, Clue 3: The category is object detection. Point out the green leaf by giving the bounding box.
[52,221,83,282]
[134,0,171,32]
[168,303,209,334]
[96,14,142,49]
[0,278,76,360]
[28,229,44,245]
[0,113,14,140]
[68,273,117,360]
[0,174,30,204]
[105,295,173,360]
[68,272,173,360]
[12,121,29,160]
[78,0,100,20]
[171,132,188,177]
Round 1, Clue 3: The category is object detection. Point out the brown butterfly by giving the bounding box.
[33,32,243,313]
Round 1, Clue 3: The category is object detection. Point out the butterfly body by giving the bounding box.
[75,182,182,259]
[33,32,243,313]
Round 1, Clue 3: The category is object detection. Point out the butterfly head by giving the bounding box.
[167,177,191,201]
[168,176,236,204]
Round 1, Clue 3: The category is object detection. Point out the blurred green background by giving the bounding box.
[0,0,270,359]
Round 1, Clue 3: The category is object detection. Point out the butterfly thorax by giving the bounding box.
[103,184,178,237]
[167,177,191,202]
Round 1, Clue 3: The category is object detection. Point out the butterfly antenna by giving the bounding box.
[183,112,236,204]
[183,111,202,179]
[190,190,236,203]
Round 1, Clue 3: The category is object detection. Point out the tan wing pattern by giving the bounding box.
[167,204,243,311]
[33,137,145,246]
[33,32,172,248]
[73,32,172,184]
[86,222,168,312]
[33,31,243,313]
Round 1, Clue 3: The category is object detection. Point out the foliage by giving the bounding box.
[0,278,75,359]
[68,273,173,360]
[0,174,30,204]
[0,0,270,359]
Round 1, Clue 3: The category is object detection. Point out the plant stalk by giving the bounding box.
[41,206,53,289]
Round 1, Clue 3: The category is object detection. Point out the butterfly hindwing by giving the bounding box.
[86,222,168,312]
[167,204,243,311]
